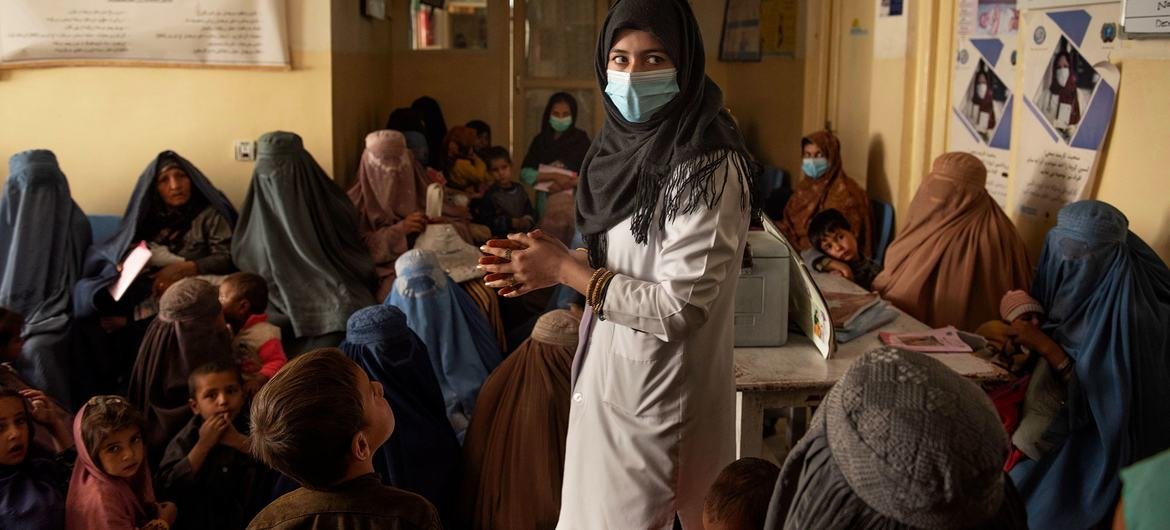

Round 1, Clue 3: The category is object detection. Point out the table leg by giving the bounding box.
[736,391,764,458]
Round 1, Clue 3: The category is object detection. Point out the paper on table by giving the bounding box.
[108,241,152,302]
[879,326,973,353]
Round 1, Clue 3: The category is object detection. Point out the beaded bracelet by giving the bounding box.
[587,268,617,320]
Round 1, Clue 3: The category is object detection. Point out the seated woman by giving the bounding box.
[231,131,377,356]
[776,131,871,253]
[73,151,236,396]
[339,304,461,524]
[413,96,450,172]
[459,309,579,530]
[385,249,501,440]
[349,130,433,301]
[0,151,91,406]
[1008,200,1170,529]
[872,152,1031,331]
[126,278,232,464]
[764,347,1027,529]
[521,92,592,179]
[520,92,592,217]
[443,126,491,197]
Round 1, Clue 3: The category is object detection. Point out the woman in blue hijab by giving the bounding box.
[72,151,236,396]
[1009,200,1170,528]
[0,151,91,406]
[386,249,501,439]
[231,131,376,355]
[339,304,461,525]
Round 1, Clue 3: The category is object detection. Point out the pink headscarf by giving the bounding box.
[65,401,157,530]
[349,130,430,230]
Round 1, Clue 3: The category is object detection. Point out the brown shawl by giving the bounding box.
[872,152,1032,332]
[126,279,232,461]
[459,309,579,530]
[777,131,872,254]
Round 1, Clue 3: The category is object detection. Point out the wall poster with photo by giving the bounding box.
[1014,2,1121,241]
[948,0,1020,207]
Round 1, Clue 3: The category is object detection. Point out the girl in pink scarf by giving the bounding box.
[65,396,176,530]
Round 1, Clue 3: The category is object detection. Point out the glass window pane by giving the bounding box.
[525,2,595,78]
[412,0,488,50]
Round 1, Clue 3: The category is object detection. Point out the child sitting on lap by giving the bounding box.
[156,360,269,530]
[246,348,441,530]
[219,272,287,395]
[803,208,883,290]
[66,395,177,530]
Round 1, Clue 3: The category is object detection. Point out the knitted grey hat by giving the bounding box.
[766,347,1024,530]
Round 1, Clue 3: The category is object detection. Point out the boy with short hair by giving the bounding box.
[474,146,535,238]
[156,360,270,530]
[702,457,780,530]
[246,348,441,530]
[803,209,883,290]
[219,272,287,395]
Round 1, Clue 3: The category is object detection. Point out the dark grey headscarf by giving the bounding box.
[575,0,759,268]
[765,347,1028,530]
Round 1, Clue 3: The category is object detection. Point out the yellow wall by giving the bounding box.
[1092,43,1170,262]
[0,2,335,214]
[331,2,394,189]
[388,0,511,150]
[695,0,808,175]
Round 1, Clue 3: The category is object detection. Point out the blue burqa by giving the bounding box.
[340,304,461,523]
[1010,200,1170,528]
[231,132,376,341]
[72,151,237,318]
[386,249,501,438]
[0,150,91,405]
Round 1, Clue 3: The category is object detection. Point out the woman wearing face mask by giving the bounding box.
[520,92,593,178]
[479,1,759,527]
[1048,51,1081,133]
[777,131,872,254]
[972,69,997,137]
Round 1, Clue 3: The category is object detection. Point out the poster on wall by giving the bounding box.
[948,0,1020,206]
[720,0,763,62]
[1014,2,1120,236]
[760,0,798,56]
[0,0,289,70]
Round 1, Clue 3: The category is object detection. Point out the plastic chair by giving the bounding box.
[88,214,122,244]
[870,198,895,265]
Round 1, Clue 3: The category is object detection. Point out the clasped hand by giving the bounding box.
[478,229,569,297]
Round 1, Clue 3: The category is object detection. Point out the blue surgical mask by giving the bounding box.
[802,157,830,179]
[549,115,573,133]
[604,68,680,123]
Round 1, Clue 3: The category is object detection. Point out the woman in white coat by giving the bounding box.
[478,0,759,527]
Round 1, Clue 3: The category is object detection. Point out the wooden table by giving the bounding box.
[733,273,1011,458]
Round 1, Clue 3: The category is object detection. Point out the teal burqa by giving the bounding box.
[231,131,376,339]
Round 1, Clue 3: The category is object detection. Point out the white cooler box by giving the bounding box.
[734,229,790,347]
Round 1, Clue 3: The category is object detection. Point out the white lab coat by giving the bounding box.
[557,159,749,529]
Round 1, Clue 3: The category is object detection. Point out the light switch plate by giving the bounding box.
[234,140,256,161]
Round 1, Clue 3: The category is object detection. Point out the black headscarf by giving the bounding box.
[386,107,425,134]
[520,93,592,173]
[412,97,449,170]
[576,0,759,268]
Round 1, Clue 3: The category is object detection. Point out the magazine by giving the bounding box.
[823,291,881,330]
[879,326,974,353]
[107,241,152,302]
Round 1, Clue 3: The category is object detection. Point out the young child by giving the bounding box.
[156,360,269,530]
[443,126,491,198]
[979,290,1047,373]
[66,395,177,530]
[803,208,883,290]
[219,272,287,395]
[0,387,75,530]
[702,457,780,530]
[475,146,535,238]
[247,348,441,529]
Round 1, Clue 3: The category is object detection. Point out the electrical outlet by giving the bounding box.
[234,140,256,161]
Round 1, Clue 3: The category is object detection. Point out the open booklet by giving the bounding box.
[758,216,835,358]
[879,326,974,353]
[107,241,152,302]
